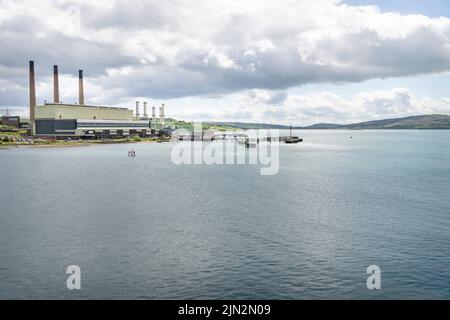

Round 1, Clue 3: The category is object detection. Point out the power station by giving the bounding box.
[28,60,171,139]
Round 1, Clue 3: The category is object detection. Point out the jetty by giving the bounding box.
[174,132,302,144]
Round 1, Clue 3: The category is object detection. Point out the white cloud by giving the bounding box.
[281,88,450,125]
[163,87,449,125]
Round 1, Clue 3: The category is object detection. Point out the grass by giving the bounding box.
[172,120,239,132]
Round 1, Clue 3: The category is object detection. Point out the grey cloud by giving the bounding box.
[221,110,253,120]
[0,85,28,107]
[80,1,175,30]
[263,109,288,120]
[0,31,139,77]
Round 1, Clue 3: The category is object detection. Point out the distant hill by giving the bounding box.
[183,115,450,130]
[204,122,289,130]
[298,114,450,129]
[300,123,344,129]
[338,114,450,130]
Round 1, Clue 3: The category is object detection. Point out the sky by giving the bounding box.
[1,0,450,125]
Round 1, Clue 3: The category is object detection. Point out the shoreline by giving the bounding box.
[0,139,168,150]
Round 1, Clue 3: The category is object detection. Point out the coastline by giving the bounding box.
[0,139,166,150]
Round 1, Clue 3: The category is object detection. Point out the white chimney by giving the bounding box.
[135,101,140,119]
[160,103,165,125]
[143,102,148,119]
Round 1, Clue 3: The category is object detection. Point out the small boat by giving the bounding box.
[285,137,303,144]
[284,125,303,144]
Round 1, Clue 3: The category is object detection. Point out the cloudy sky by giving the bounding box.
[1,0,450,125]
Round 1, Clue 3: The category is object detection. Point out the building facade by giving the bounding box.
[34,103,152,138]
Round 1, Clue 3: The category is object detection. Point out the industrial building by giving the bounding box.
[1,116,20,128]
[27,61,172,138]
[0,116,29,129]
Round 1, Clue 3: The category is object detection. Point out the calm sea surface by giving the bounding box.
[1,130,449,299]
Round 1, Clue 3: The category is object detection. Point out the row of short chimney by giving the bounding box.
[135,101,164,120]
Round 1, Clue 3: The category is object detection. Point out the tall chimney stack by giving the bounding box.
[29,61,36,135]
[53,65,59,103]
[143,102,148,119]
[135,101,140,119]
[78,70,84,105]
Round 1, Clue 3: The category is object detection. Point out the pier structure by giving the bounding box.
[172,131,302,144]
